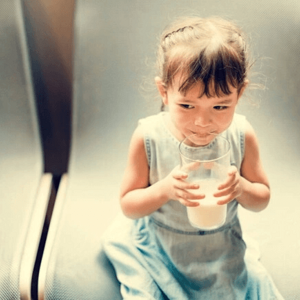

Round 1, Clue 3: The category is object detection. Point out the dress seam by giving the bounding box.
[150,216,238,236]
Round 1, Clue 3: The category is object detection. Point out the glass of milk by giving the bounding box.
[179,134,231,230]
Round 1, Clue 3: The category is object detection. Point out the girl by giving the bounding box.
[102,17,284,299]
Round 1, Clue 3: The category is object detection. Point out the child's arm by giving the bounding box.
[120,126,204,219]
[215,120,270,212]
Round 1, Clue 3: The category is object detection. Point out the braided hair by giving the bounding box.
[156,17,251,109]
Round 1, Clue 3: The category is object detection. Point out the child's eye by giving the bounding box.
[214,105,228,110]
[180,104,194,109]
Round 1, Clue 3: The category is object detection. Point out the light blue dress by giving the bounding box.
[102,112,284,300]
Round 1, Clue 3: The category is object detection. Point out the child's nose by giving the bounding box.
[194,113,211,127]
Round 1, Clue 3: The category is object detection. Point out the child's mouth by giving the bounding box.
[191,131,217,138]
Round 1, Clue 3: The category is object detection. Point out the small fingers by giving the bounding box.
[176,184,205,200]
[203,161,214,169]
[216,196,233,205]
[214,182,240,205]
[217,167,238,190]
[181,161,201,172]
[214,180,238,197]
[185,192,205,201]
[176,189,205,206]
[176,181,199,191]
[172,170,188,180]
[178,198,200,207]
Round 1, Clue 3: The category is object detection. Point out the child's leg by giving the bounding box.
[118,260,167,300]
[102,214,167,300]
[245,259,285,300]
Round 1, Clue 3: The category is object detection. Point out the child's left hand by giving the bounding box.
[213,165,243,205]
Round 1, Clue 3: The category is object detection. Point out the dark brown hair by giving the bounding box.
[156,17,251,99]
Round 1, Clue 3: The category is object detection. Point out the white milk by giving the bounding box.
[187,178,227,230]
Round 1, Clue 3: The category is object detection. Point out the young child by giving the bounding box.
[102,16,284,299]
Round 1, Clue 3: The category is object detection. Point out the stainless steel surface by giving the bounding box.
[0,0,47,299]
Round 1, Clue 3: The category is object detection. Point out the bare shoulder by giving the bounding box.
[120,125,149,197]
[241,119,269,186]
[244,119,259,151]
[126,125,149,172]
[129,125,145,151]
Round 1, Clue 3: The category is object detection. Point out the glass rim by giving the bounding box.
[178,133,231,163]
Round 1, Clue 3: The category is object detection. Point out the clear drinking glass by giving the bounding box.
[179,134,231,230]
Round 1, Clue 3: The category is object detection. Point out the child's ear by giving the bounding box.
[237,80,249,100]
[155,77,168,105]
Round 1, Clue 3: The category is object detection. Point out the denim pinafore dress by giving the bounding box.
[102,112,284,300]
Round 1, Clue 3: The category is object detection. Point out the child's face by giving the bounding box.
[156,74,246,145]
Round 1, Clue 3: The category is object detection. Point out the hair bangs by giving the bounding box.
[172,45,246,97]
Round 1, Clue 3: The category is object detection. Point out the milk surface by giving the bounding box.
[187,178,227,230]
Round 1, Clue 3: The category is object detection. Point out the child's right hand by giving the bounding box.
[161,165,205,207]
